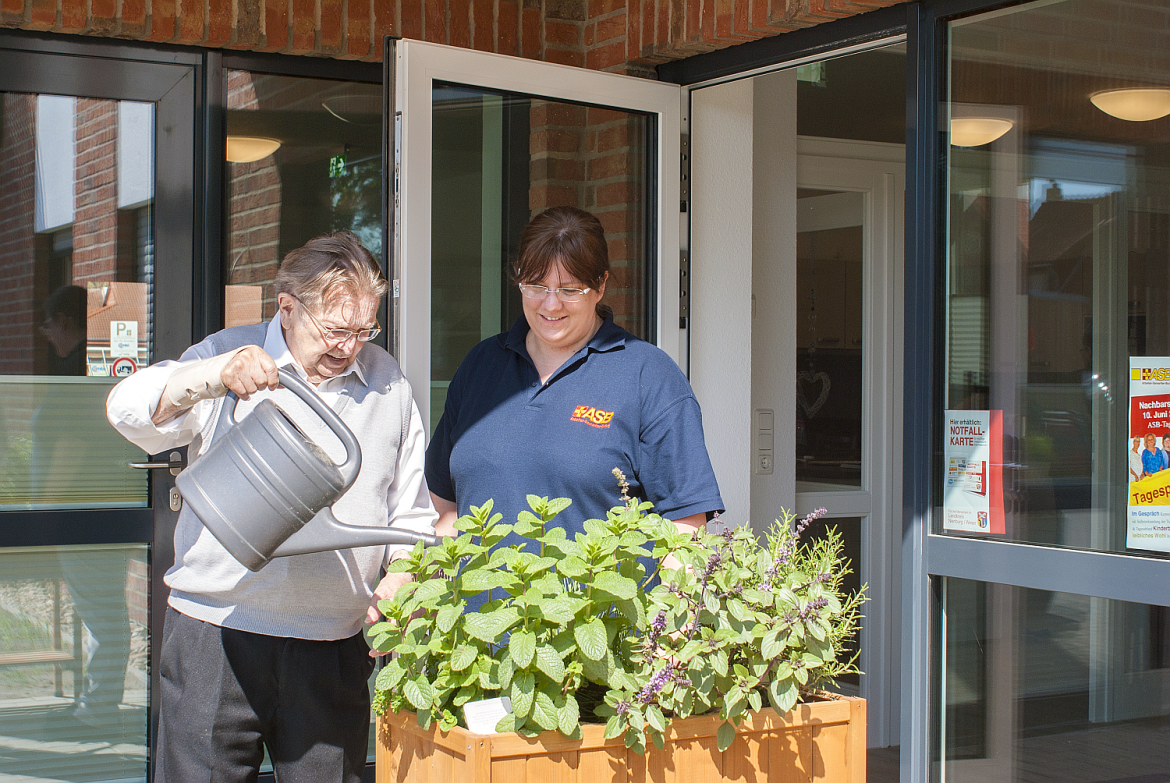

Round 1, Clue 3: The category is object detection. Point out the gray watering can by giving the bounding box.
[176,368,439,571]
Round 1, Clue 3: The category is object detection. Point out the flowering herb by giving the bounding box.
[368,490,864,755]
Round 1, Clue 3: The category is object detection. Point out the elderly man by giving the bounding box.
[107,231,435,783]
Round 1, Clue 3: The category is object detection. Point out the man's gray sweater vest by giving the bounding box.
[164,323,417,640]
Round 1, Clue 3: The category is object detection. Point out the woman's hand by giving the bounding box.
[661,513,706,573]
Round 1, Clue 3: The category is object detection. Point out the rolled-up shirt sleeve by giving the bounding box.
[105,342,218,456]
[384,397,439,565]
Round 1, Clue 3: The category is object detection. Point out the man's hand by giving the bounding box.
[220,346,280,400]
[366,568,414,657]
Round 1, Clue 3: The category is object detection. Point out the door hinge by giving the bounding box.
[679,250,690,329]
[680,133,690,213]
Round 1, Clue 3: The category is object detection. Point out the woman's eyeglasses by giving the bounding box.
[518,283,592,303]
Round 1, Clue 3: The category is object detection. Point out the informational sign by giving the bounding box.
[943,410,1005,534]
[1126,357,1170,552]
[111,357,137,377]
[110,320,138,358]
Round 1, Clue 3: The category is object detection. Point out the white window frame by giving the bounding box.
[392,39,682,430]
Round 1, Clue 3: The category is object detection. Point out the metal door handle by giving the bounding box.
[129,451,185,476]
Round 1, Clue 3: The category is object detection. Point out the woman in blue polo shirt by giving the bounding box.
[424,206,723,555]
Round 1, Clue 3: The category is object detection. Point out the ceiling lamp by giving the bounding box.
[950,117,1014,147]
[1090,88,1170,121]
[226,136,281,163]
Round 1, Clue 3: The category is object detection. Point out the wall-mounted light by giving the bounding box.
[226,136,281,163]
[1090,88,1170,122]
[949,117,1013,147]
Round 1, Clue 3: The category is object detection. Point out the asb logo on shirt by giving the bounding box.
[572,404,614,429]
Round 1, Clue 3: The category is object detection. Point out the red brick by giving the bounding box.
[56,0,82,31]
[530,184,579,209]
[450,0,471,49]
[319,0,343,50]
[587,105,627,124]
[685,0,700,42]
[583,21,594,46]
[179,0,204,42]
[530,156,585,182]
[543,47,584,66]
[373,0,395,47]
[596,123,629,151]
[585,39,626,69]
[401,0,422,40]
[625,0,641,59]
[595,10,624,42]
[522,5,540,57]
[596,181,637,207]
[258,0,287,50]
[424,0,444,42]
[29,0,55,29]
[208,0,232,45]
[596,209,627,235]
[529,128,579,154]
[347,0,371,58]
[499,0,518,53]
[291,0,315,51]
[530,100,587,126]
[472,0,493,50]
[590,151,630,179]
[588,0,624,15]
[545,20,579,46]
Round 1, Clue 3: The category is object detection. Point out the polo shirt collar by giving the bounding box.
[262,314,368,386]
[503,312,627,360]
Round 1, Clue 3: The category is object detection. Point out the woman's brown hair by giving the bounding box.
[513,206,610,291]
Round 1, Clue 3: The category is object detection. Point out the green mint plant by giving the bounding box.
[368,478,864,755]
[367,493,671,737]
[596,507,865,753]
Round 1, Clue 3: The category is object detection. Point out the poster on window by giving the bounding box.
[1126,358,1170,553]
[943,410,1004,534]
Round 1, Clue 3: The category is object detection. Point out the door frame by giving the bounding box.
[387,38,682,431]
[0,34,199,777]
[794,137,906,748]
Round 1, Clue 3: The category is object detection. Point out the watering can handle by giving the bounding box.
[213,367,363,488]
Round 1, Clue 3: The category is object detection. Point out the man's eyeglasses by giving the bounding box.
[295,297,381,343]
[518,283,592,303]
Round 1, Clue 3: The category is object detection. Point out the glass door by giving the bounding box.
[388,40,681,431]
[0,47,195,782]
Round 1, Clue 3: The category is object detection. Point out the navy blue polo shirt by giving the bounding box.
[425,315,724,556]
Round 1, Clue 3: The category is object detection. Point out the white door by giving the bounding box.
[389,40,682,431]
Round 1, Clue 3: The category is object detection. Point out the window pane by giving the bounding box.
[0,545,150,782]
[0,94,151,510]
[225,71,383,327]
[429,83,652,431]
[940,578,1170,782]
[941,0,1170,554]
[796,190,864,490]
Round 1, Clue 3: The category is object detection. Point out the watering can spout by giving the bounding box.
[271,508,440,558]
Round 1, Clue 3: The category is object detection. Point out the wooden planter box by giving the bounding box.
[376,695,865,783]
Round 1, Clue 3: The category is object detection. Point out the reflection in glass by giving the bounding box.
[796,190,864,490]
[941,578,1170,782]
[0,545,149,781]
[429,84,651,430]
[943,0,1170,554]
[0,94,152,509]
[224,71,383,326]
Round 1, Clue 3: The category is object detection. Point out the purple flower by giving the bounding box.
[616,700,631,715]
[650,610,667,639]
[636,668,672,704]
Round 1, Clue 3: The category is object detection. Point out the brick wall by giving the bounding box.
[72,100,119,287]
[0,1,897,74]
[0,94,36,376]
